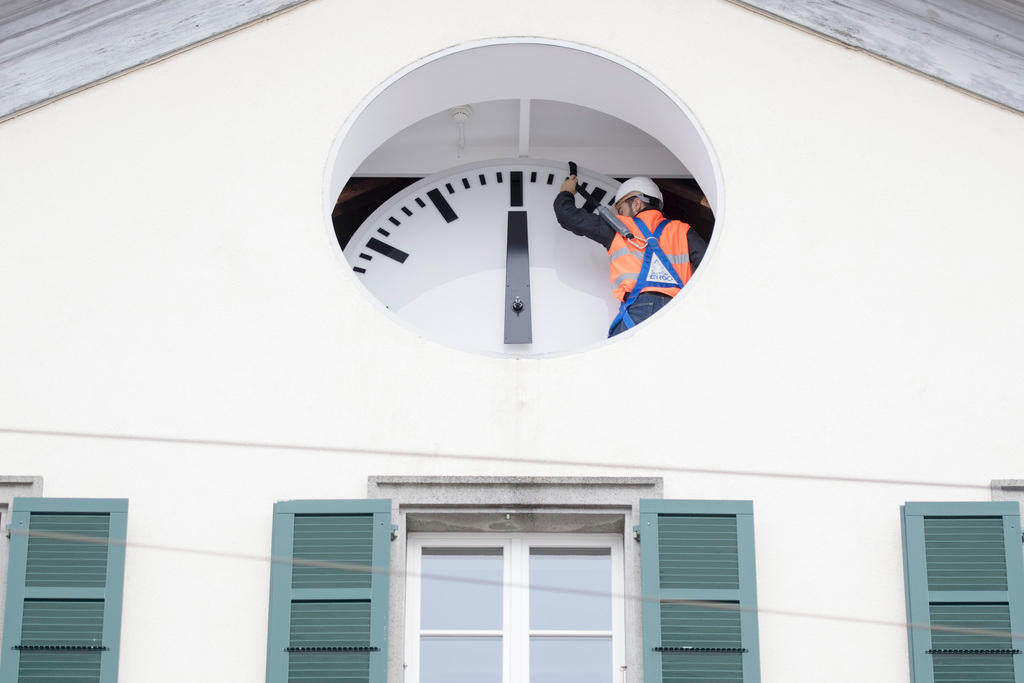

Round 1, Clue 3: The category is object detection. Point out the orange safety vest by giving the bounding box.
[607,210,693,302]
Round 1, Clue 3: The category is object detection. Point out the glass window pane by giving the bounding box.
[421,637,501,683]
[530,637,612,683]
[530,548,611,630]
[421,548,502,629]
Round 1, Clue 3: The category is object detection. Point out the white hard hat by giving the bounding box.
[614,177,663,206]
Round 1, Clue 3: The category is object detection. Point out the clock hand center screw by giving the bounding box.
[511,296,524,314]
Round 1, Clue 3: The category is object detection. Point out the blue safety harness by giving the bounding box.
[608,218,684,335]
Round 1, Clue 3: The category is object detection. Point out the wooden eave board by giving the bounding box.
[0,0,312,123]
[2,0,1023,121]
[731,0,1024,114]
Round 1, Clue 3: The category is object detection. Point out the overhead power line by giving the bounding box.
[0,426,993,491]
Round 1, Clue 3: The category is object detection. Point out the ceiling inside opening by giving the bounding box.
[354,99,691,179]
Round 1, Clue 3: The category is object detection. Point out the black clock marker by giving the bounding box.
[426,188,458,223]
[497,172,503,183]
[402,206,412,216]
[582,187,606,213]
[389,217,400,226]
[546,173,554,185]
[478,174,487,186]
[415,197,426,208]
[462,178,470,189]
[510,171,523,207]
[377,228,390,237]
[353,266,366,274]
[446,183,455,194]
[359,253,372,261]
[367,238,409,263]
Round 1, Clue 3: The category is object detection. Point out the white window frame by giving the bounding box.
[405,531,626,683]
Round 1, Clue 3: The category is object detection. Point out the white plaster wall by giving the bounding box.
[1,0,1023,681]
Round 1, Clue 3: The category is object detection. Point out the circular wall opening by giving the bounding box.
[324,39,721,357]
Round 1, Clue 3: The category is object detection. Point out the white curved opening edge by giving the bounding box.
[322,38,723,356]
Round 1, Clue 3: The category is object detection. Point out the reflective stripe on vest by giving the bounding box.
[608,218,684,334]
[607,210,692,302]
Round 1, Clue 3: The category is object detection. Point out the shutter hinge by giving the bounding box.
[632,525,640,542]
[391,524,399,541]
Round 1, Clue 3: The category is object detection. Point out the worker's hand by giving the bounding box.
[560,175,578,194]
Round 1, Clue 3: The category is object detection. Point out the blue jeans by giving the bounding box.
[608,291,672,337]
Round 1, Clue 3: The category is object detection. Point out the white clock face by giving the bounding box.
[342,159,621,356]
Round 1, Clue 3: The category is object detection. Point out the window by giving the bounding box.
[0,497,127,683]
[272,481,763,681]
[405,533,625,682]
[901,502,1024,683]
[368,476,762,683]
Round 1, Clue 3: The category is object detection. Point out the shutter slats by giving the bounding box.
[924,518,1008,591]
[292,515,373,590]
[930,604,1016,681]
[929,604,1012,651]
[25,514,110,588]
[931,656,1014,683]
[658,516,740,591]
[660,603,742,649]
[287,602,372,680]
[267,500,390,683]
[16,651,103,683]
[902,503,1024,683]
[641,500,759,683]
[22,514,111,662]
[287,652,370,682]
[925,517,1016,680]
[21,600,105,645]
[662,653,743,683]
[0,499,127,683]
[289,601,371,646]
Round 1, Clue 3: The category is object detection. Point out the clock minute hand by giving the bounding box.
[503,210,532,344]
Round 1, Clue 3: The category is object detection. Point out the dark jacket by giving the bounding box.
[552,191,707,271]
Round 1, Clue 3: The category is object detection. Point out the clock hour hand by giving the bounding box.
[503,210,532,344]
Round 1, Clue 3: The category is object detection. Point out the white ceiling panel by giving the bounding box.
[355,98,688,178]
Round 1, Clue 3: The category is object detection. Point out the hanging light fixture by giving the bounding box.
[450,105,472,158]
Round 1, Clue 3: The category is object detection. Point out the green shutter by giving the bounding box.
[266,500,391,683]
[639,500,760,683]
[901,502,1024,683]
[0,498,128,683]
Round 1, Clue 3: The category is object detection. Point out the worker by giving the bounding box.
[553,175,707,336]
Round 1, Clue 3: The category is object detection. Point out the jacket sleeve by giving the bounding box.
[687,226,708,272]
[553,191,615,250]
